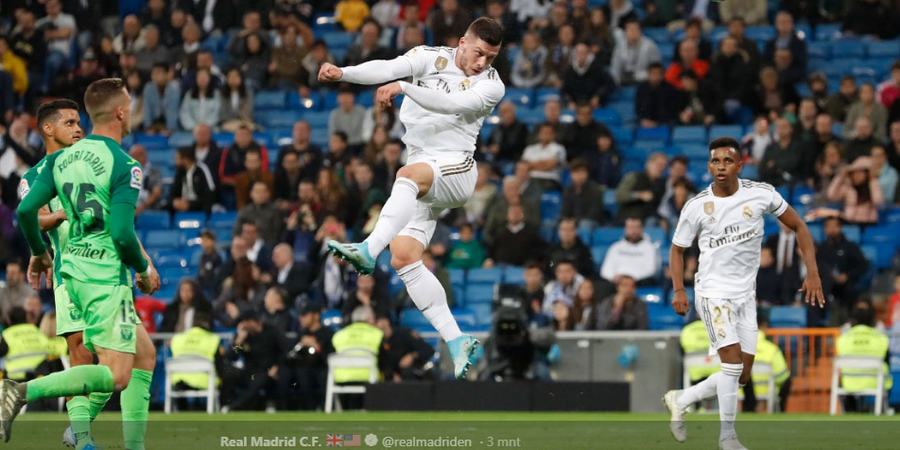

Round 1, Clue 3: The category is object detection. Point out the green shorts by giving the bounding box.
[64,277,141,354]
[54,283,86,336]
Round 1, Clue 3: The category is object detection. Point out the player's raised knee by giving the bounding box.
[391,252,419,271]
[112,370,133,392]
[396,164,434,195]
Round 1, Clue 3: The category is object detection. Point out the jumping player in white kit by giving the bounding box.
[317,17,505,379]
[663,137,825,450]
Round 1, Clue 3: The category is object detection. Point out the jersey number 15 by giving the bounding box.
[62,182,106,237]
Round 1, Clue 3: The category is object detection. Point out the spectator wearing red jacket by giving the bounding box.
[665,40,709,90]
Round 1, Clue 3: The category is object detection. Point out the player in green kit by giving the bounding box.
[6,78,161,450]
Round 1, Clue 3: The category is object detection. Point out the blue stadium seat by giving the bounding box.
[608,101,635,125]
[867,40,900,58]
[168,132,194,148]
[535,87,561,104]
[145,230,181,248]
[636,127,670,143]
[672,126,707,144]
[843,225,861,243]
[400,308,431,329]
[807,41,831,59]
[517,108,545,125]
[647,303,685,331]
[135,134,168,150]
[610,126,634,145]
[208,211,237,229]
[657,43,675,63]
[610,86,637,102]
[831,40,865,58]
[591,245,609,269]
[464,284,495,304]
[467,268,501,284]
[668,287,694,304]
[577,228,592,246]
[322,32,355,49]
[505,87,534,107]
[257,110,305,129]
[322,309,343,329]
[815,24,842,41]
[253,91,286,110]
[449,268,465,285]
[303,112,330,129]
[637,287,664,304]
[376,251,391,274]
[286,92,320,110]
[883,207,900,225]
[645,227,666,245]
[467,304,493,327]
[593,227,623,245]
[643,27,670,44]
[502,266,525,284]
[540,191,562,224]
[745,26,775,42]
[136,211,170,230]
[173,212,207,229]
[155,251,188,269]
[679,143,710,161]
[452,308,479,329]
[390,272,404,297]
[769,306,807,328]
[709,125,743,140]
[592,108,620,125]
[808,223,824,242]
[862,226,899,268]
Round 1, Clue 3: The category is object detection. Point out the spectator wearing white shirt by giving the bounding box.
[521,123,567,192]
[599,217,660,295]
[610,19,661,86]
[36,0,77,92]
[510,0,555,25]
[542,260,585,313]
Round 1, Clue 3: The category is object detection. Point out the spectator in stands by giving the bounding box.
[234,148,275,209]
[183,50,225,92]
[163,8,188,49]
[635,62,677,127]
[179,68,221,131]
[10,10,46,85]
[129,72,148,129]
[756,246,783,305]
[464,162,496,226]
[346,163,388,232]
[709,37,753,118]
[220,68,255,132]
[551,296,576,331]
[229,32,270,91]
[615,152,667,222]
[235,221,275,275]
[570,278,598,330]
[160,279,213,334]
[665,40,709,90]
[372,138,403,191]
[197,229,223,295]
[871,146,899,205]
[274,152,303,211]
[184,0,238,36]
[726,17,761,71]
[343,273,391,325]
[281,301,334,410]
[773,48,803,88]
[141,0,168,32]
[887,274,900,328]
[36,0,76,92]
[600,217,660,290]
[396,248,455,309]
[674,70,720,126]
[581,9,615,64]
[485,0,521,46]
[595,275,648,331]
[520,261,547,321]
[743,116,774,166]
[447,223,486,269]
[763,221,806,306]
[826,76,858,123]
[818,217,870,318]
[328,88,367,148]
[718,0,767,26]
[542,260,585,312]
[317,168,349,221]
[188,123,223,189]
[808,71,831,112]
[344,19,392,68]
[397,24,426,56]
[142,63,181,134]
[128,145,162,214]
[485,204,545,268]
[842,0,900,40]
[605,0,638,29]
[264,243,311,301]
[815,141,848,193]
[302,40,337,92]
[513,160,544,204]
[261,287,297,334]
[611,19,661,86]
[221,126,270,189]
[0,261,33,317]
[564,103,612,162]
[134,296,166,334]
[171,147,217,213]
[562,159,606,230]
[586,128,622,188]
[888,122,900,171]
[562,42,615,108]
[222,309,289,412]
[268,26,307,90]
[827,156,884,224]
[335,0,371,32]
[213,236,256,316]
[486,101,528,163]
[879,62,900,110]
[676,17,712,63]
[171,22,201,75]
[394,3,427,48]
[531,98,567,144]
[765,12,807,77]
[361,96,403,142]
[431,0,474,46]
[521,123,566,192]
[657,155,696,216]
[844,84,889,141]
[236,183,284,247]
[844,116,880,163]
[511,32,548,89]
[748,67,800,118]
[376,315,434,381]
[57,50,104,108]
[836,300,893,412]
[277,120,321,181]
[544,24,576,88]
[759,118,806,186]
[547,217,595,277]
[803,113,838,171]
[113,15,146,55]
[0,37,27,99]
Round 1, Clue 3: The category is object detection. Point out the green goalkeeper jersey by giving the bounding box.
[33,135,142,286]
[19,156,70,287]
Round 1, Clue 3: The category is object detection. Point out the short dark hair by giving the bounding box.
[245,148,261,159]
[151,62,170,72]
[6,260,24,271]
[671,155,689,167]
[7,307,27,326]
[852,301,875,327]
[680,69,698,81]
[648,62,664,71]
[465,17,503,46]
[708,137,741,154]
[686,17,702,29]
[176,146,196,162]
[84,78,128,122]
[524,261,543,271]
[892,61,900,72]
[37,99,79,130]
[555,259,576,269]
[332,131,348,143]
[569,158,589,172]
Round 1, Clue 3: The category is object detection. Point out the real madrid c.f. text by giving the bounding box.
[221,436,319,447]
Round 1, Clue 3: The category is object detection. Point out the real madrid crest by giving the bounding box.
[717,328,726,339]
[459,79,472,91]
[703,202,715,215]
[435,56,448,70]
[742,206,753,219]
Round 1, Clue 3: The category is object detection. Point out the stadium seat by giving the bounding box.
[603,190,617,217]
[467,304,493,327]
[636,127,670,143]
[322,32,355,49]
[449,268,465,285]
[867,40,900,58]
[168,132,194,148]
[253,91,286,110]
[452,308,479,329]
[322,309,343,329]
[173,212,207,229]
[467,268,501,285]
[501,266,525,284]
[505,88,534,107]
[145,230,182,248]
[590,245,609,269]
[592,108,620,125]
[540,191,562,224]
[671,126,707,144]
[843,225,861,243]
[155,251,188,269]
[645,227,666,245]
[643,27,670,44]
[807,41,831,59]
[610,126,634,145]
[465,284,495,305]
[535,87,561,104]
[135,134,169,150]
[679,143,710,161]
[637,287,664,304]
[517,108,545,125]
[647,303,685,331]
[608,101,636,125]
[611,86,637,102]
[593,227,623,245]
[208,211,237,229]
[815,24,842,41]
[286,92,319,110]
[769,306,807,329]
[709,125,743,140]
[831,40,865,58]
[400,308,431,329]
[745,26,775,42]
[136,211,170,230]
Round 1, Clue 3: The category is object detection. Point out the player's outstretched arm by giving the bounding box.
[669,244,690,316]
[777,206,825,308]
[318,57,414,85]
[392,80,504,115]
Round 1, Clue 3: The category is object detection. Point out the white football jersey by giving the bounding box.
[672,180,789,299]
[398,46,504,157]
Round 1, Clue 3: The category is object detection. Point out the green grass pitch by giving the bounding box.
[12,411,900,449]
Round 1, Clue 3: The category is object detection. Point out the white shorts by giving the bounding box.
[397,154,477,247]
[696,294,758,356]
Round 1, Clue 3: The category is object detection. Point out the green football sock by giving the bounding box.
[66,396,94,450]
[121,369,153,450]
[89,391,112,419]
[25,365,114,403]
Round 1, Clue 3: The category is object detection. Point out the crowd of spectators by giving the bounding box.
[0,0,900,406]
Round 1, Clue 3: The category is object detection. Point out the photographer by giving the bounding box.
[280,302,334,410]
[221,310,289,412]
[376,316,435,382]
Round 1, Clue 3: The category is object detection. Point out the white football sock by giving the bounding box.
[677,372,721,409]
[718,363,743,440]
[398,261,462,342]
[364,177,419,256]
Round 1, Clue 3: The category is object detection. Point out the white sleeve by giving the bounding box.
[599,243,619,281]
[339,56,416,85]
[399,78,505,115]
[767,186,789,217]
[671,203,699,248]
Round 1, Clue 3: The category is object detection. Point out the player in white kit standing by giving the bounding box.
[663,137,825,450]
[317,18,505,379]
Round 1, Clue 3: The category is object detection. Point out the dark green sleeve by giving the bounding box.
[109,158,142,206]
[109,202,149,273]
[17,180,55,255]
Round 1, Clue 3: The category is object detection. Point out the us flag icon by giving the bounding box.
[343,434,361,447]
